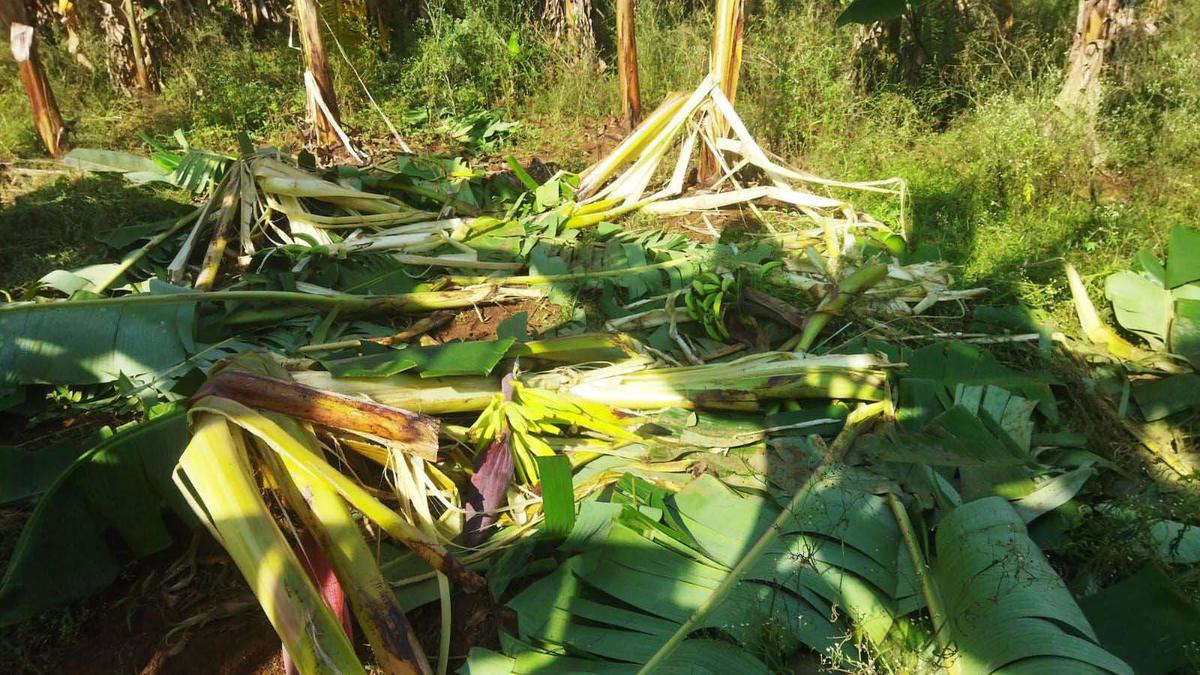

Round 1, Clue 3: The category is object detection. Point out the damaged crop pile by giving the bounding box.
[2,4,1199,675]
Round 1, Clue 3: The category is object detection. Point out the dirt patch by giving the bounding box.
[408,587,515,672]
[429,299,554,343]
[653,208,766,244]
[5,538,283,675]
[139,612,282,675]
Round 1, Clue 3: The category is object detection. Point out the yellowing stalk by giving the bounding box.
[256,416,433,675]
[534,352,890,410]
[175,415,366,675]
[191,396,484,590]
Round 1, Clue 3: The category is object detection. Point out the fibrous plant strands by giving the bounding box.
[293,372,501,415]
[168,155,440,283]
[193,166,242,291]
[9,22,66,157]
[789,263,890,353]
[174,415,368,675]
[254,158,433,220]
[195,368,440,461]
[292,352,889,417]
[699,0,745,185]
[566,76,905,237]
[189,396,485,590]
[256,423,434,675]
[544,0,596,59]
[616,0,642,129]
[527,352,891,411]
[295,0,342,146]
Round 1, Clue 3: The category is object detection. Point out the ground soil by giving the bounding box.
[3,536,285,675]
[430,297,555,342]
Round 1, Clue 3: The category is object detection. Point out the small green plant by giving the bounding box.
[684,270,736,341]
[436,108,521,153]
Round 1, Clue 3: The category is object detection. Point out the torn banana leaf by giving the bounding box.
[467,470,911,672]
[933,497,1132,675]
[0,409,190,625]
[0,280,196,386]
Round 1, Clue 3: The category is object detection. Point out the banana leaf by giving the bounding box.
[467,470,908,672]
[0,281,196,386]
[320,337,516,378]
[1105,270,1174,350]
[1131,373,1200,421]
[0,427,112,505]
[932,497,1132,674]
[1102,230,1200,366]
[0,409,191,625]
[1164,224,1200,289]
[1080,565,1200,675]
[63,148,171,184]
[895,341,1058,422]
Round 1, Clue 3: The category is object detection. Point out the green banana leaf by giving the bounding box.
[1105,270,1175,349]
[63,148,170,184]
[0,428,112,505]
[1131,373,1200,421]
[1103,228,1200,368]
[1080,565,1200,675]
[63,147,231,193]
[1171,298,1200,369]
[466,470,908,672]
[932,497,1133,675]
[894,341,1058,423]
[0,409,191,626]
[0,281,196,386]
[1164,223,1200,289]
[320,337,516,378]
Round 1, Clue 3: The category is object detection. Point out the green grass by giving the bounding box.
[0,175,192,293]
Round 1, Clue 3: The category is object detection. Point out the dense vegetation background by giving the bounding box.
[1,0,1197,315]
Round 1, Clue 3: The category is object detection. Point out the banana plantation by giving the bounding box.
[1,0,1198,674]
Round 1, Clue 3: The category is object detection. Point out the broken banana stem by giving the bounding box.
[190,396,485,591]
[791,264,889,353]
[196,369,440,461]
[176,415,367,675]
[256,419,433,675]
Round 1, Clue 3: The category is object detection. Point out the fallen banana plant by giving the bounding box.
[174,358,483,674]
[176,413,369,675]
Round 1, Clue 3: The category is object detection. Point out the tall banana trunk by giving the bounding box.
[616,0,642,129]
[98,0,158,94]
[544,0,596,60]
[121,0,153,91]
[1056,0,1165,117]
[3,2,66,156]
[1056,0,1122,113]
[698,0,745,185]
[295,0,342,146]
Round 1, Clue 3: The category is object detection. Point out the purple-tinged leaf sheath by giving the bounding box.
[463,430,514,547]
